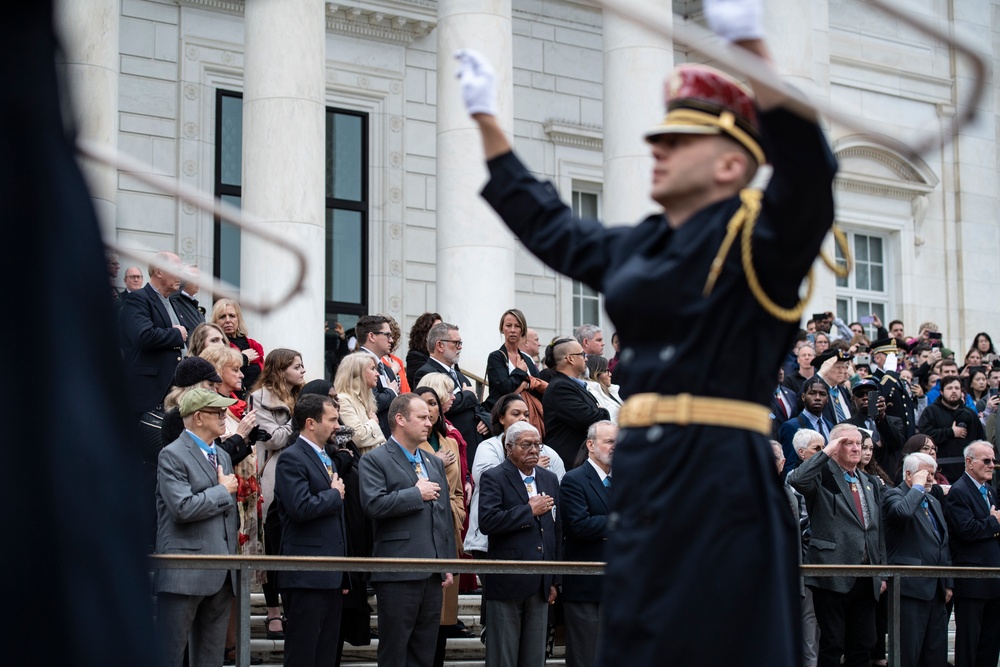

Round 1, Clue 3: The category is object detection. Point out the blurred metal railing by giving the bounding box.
[151,555,1000,667]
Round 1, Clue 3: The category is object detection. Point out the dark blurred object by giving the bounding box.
[0,3,154,664]
[247,424,272,443]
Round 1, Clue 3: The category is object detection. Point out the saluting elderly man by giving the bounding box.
[457,0,837,662]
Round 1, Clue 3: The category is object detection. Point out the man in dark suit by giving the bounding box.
[170,264,206,332]
[542,338,610,468]
[883,452,952,667]
[844,379,906,476]
[273,394,348,667]
[559,420,616,667]
[359,393,456,667]
[943,440,1000,667]
[771,366,800,438]
[778,376,833,478]
[153,389,239,667]
[356,314,400,438]
[814,348,855,426]
[788,423,886,667]
[413,322,490,460]
[121,250,188,419]
[479,421,561,667]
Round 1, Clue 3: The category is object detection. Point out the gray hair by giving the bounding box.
[574,324,602,345]
[829,423,860,441]
[903,452,937,476]
[505,421,540,450]
[586,419,616,442]
[792,428,824,452]
[964,440,995,459]
[426,321,458,354]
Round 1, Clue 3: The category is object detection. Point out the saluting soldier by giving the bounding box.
[455,0,837,664]
[872,337,918,439]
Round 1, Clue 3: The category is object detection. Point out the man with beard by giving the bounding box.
[559,420,617,667]
[788,423,886,667]
[917,376,984,482]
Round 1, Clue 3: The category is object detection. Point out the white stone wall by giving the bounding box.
[99,0,1000,362]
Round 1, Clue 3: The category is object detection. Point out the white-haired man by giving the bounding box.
[943,441,1000,667]
[883,452,952,667]
[788,423,886,667]
[574,324,605,359]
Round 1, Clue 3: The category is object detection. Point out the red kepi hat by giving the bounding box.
[645,64,765,165]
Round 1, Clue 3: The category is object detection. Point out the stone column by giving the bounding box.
[54,0,119,241]
[601,1,672,227]
[241,0,326,369]
[435,0,515,379]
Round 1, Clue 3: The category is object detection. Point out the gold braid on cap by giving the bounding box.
[662,108,765,165]
[702,188,818,323]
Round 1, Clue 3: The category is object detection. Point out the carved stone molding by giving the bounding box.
[179,0,436,44]
[543,120,603,151]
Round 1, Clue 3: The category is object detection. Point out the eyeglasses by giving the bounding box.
[565,352,588,361]
[199,408,227,417]
[972,457,996,465]
[515,442,542,451]
[919,445,938,453]
[443,339,463,348]
[374,331,393,339]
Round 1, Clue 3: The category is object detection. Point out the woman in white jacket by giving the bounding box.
[585,354,624,424]
[463,392,565,558]
[334,351,387,453]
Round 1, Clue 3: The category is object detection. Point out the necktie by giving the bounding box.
[865,418,881,444]
[815,417,828,441]
[524,475,535,494]
[844,471,866,526]
[450,367,462,391]
[830,387,847,422]
[775,389,788,419]
[603,477,612,489]
[921,498,942,541]
[207,449,217,469]
[981,485,992,511]
[318,449,334,479]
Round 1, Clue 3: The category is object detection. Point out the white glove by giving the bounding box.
[454,48,498,117]
[703,0,765,42]
[884,353,898,373]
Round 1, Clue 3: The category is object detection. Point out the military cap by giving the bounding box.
[811,348,851,369]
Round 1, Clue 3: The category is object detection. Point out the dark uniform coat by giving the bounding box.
[481,106,837,666]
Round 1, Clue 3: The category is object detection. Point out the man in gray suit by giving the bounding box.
[788,423,887,667]
[154,388,239,667]
[359,393,456,667]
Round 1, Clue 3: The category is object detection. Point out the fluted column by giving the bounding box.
[54,0,119,241]
[435,0,515,379]
[601,1,672,227]
[241,0,326,369]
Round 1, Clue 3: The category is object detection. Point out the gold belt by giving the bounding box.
[618,393,771,436]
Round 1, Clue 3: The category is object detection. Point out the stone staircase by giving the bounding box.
[244,592,567,666]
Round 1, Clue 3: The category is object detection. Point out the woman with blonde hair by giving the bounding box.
[211,298,264,398]
[333,351,386,453]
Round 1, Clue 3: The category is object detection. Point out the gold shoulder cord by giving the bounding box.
[702,189,852,323]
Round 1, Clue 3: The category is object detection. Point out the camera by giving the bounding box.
[854,353,871,367]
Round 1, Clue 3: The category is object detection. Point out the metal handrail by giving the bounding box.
[150,554,1000,667]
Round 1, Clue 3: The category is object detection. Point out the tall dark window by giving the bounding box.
[213,94,369,341]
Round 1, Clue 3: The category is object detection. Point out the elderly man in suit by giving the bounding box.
[559,420,616,667]
[943,440,1000,667]
[121,250,188,420]
[272,393,348,667]
[479,420,561,667]
[359,393,456,667]
[788,423,886,667]
[883,452,952,667]
[542,338,610,469]
[154,388,239,667]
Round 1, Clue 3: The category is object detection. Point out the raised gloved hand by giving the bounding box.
[702,0,765,42]
[454,48,498,117]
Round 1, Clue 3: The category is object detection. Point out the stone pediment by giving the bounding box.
[834,134,938,200]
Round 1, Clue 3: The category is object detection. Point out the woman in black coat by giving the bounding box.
[483,308,540,411]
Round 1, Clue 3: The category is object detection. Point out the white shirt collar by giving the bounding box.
[587,457,610,482]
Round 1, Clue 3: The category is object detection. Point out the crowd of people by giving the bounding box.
[115,251,622,667]
[772,313,1000,667]
[115,247,1000,667]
